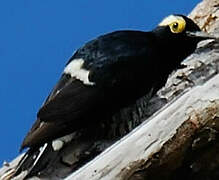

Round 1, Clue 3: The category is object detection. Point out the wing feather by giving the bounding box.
[22,74,101,148]
[21,31,157,149]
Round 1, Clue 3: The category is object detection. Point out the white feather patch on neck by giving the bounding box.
[64,58,95,85]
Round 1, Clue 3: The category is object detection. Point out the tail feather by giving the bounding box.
[13,143,56,179]
[13,148,38,177]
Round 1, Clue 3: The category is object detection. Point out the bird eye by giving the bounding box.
[169,20,186,33]
[172,22,178,30]
[159,15,186,33]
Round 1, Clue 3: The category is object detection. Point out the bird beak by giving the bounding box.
[186,31,216,40]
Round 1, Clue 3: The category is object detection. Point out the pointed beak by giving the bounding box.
[186,31,216,40]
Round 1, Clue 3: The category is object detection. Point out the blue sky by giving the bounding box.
[0,0,200,164]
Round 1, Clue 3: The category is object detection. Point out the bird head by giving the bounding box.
[152,14,215,60]
[156,14,214,40]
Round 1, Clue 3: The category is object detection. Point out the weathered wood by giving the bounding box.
[67,73,219,180]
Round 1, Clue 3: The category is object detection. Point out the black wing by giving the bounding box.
[21,30,157,149]
[21,74,101,149]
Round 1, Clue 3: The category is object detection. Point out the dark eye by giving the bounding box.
[173,22,178,29]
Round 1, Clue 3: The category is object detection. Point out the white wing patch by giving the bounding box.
[52,133,75,151]
[64,58,95,85]
[52,140,64,151]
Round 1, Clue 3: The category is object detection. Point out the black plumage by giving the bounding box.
[14,14,214,178]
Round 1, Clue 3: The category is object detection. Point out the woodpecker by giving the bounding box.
[12,14,214,179]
